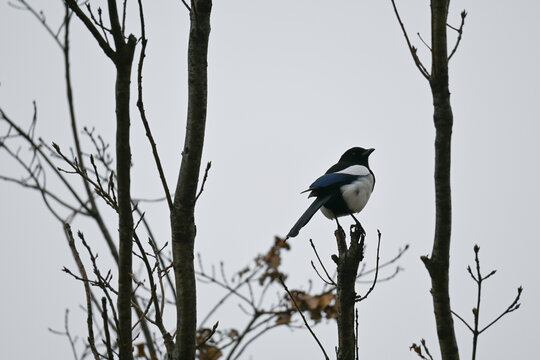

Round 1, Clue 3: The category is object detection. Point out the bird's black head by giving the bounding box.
[339,147,375,166]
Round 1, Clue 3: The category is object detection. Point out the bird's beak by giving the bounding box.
[366,148,375,156]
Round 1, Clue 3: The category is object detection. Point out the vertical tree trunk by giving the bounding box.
[115,45,137,360]
[336,259,359,360]
[335,229,364,360]
[421,1,460,359]
[171,1,212,359]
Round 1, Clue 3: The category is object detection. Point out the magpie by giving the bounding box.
[286,147,375,239]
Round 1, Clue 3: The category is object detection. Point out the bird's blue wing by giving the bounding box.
[306,173,359,192]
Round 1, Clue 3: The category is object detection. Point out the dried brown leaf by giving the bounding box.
[325,304,338,319]
[318,293,334,308]
[199,345,222,360]
[237,266,250,277]
[409,343,428,359]
[135,343,146,357]
[228,329,239,339]
[304,295,321,311]
[274,236,290,250]
[275,312,292,325]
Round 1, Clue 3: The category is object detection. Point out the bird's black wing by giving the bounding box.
[286,194,332,239]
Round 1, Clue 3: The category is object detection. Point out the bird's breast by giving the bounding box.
[339,174,374,214]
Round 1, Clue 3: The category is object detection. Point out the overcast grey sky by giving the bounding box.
[1,0,539,359]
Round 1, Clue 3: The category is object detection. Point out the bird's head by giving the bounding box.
[339,147,375,165]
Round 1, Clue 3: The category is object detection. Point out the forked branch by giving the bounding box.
[390,0,431,80]
[451,245,522,360]
[448,10,467,61]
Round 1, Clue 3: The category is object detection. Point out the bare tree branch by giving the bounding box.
[452,245,523,360]
[0,107,91,211]
[64,0,116,60]
[61,3,120,261]
[310,239,336,286]
[11,0,63,48]
[64,224,100,360]
[448,10,467,61]
[101,298,114,360]
[479,286,522,334]
[180,0,191,12]
[390,0,431,80]
[410,339,434,360]
[195,161,212,202]
[133,232,175,354]
[48,309,80,360]
[279,277,329,360]
[196,321,219,350]
[450,310,473,332]
[355,230,382,302]
[135,0,174,211]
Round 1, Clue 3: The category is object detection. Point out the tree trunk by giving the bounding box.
[335,228,364,360]
[421,1,460,359]
[115,42,137,360]
[171,1,212,359]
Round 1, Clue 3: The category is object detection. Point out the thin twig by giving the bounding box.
[278,276,329,360]
[390,0,431,80]
[132,232,175,354]
[2,148,64,222]
[309,239,336,286]
[225,313,260,360]
[231,321,283,359]
[0,172,82,215]
[199,266,262,328]
[196,321,219,350]
[452,245,523,360]
[357,266,402,284]
[64,0,116,60]
[52,142,119,211]
[471,244,482,360]
[421,339,434,360]
[48,309,79,360]
[0,108,91,212]
[410,339,433,360]
[196,270,256,311]
[180,0,191,12]
[311,260,335,286]
[417,32,431,51]
[101,297,114,360]
[357,244,408,278]
[12,0,63,48]
[448,10,467,61]
[64,224,100,360]
[136,0,174,211]
[479,286,522,335]
[86,5,112,45]
[121,0,128,33]
[355,230,382,302]
[450,310,473,332]
[195,161,212,202]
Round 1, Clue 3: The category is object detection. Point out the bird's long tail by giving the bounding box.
[286,195,332,239]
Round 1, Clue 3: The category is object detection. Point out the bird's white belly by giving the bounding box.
[319,174,374,219]
[340,175,374,213]
[320,206,335,219]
